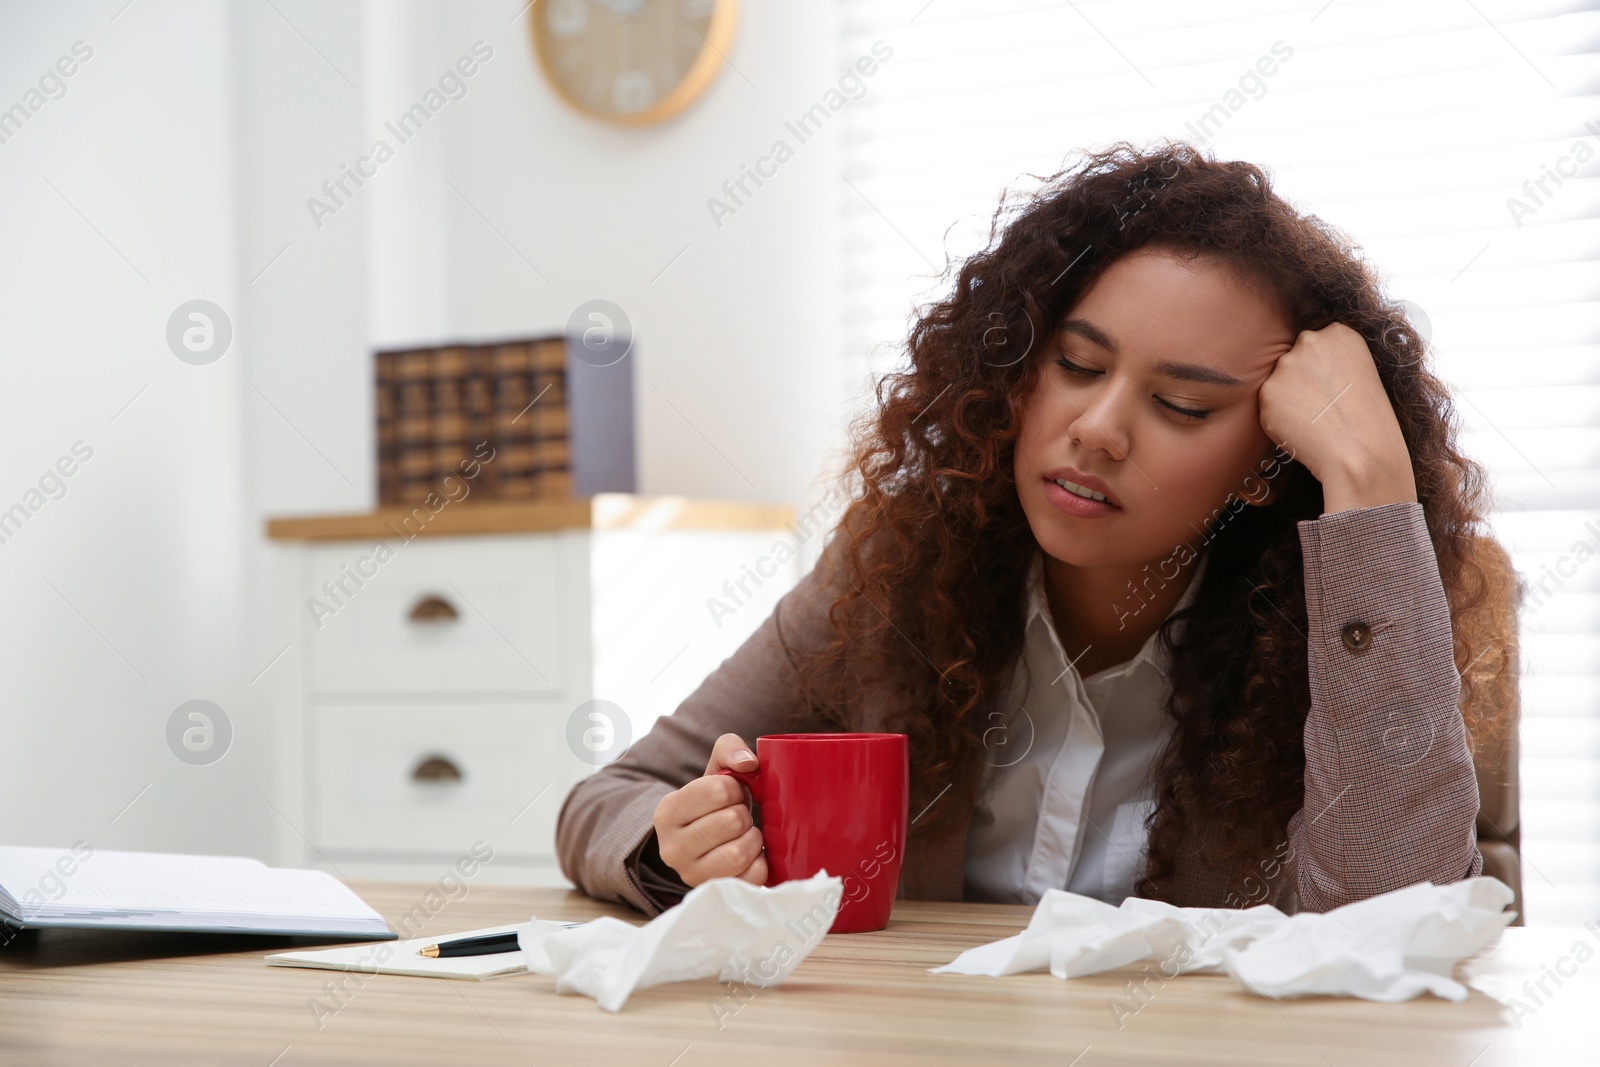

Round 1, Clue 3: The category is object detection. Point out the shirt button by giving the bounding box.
[1341,622,1373,653]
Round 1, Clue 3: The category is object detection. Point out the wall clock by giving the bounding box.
[532,0,738,126]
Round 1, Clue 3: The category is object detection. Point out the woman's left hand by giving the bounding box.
[1257,322,1418,515]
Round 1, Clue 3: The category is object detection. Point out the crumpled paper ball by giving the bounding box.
[932,876,1515,1002]
[520,869,844,1012]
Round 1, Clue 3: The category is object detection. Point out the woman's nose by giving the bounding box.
[1065,381,1132,460]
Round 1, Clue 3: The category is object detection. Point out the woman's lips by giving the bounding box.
[1042,476,1121,518]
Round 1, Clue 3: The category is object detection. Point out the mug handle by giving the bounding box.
[714,766,762,805]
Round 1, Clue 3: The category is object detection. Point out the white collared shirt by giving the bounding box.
[962,545,1210,906]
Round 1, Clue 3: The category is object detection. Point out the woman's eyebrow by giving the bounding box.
[1056,317,1245,387]
[1057,317,1119,353]
[1151,359,1245,387]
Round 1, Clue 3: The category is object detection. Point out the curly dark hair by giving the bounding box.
[794,138,1521,898]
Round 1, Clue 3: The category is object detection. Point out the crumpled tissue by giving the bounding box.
[519,869,843,1011]
[932,876,1515,1002]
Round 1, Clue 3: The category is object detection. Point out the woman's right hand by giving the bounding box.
[651,732,769,887]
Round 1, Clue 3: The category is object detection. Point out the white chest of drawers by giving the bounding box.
[266,495,802,886]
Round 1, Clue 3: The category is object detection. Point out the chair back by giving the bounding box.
[1462,535,1524,925]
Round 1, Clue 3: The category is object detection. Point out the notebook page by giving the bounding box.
[0,846,380,923]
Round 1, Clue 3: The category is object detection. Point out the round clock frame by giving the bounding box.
[531,0,739,126]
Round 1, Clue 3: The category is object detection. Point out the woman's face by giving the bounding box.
[1013,246,1298,569]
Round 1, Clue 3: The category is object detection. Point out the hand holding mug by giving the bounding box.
[715,732,908,933]
[651,732,769,888]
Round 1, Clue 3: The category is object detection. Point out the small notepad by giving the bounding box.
[267,922,584,980]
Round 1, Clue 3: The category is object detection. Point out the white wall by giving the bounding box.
[0,0,843,863]
[238,0,845,520]
[232,0,371,866]
[363,0,844,508]
[0,0,260,856]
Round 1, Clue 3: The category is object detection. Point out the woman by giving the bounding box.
[556,140,1521,918]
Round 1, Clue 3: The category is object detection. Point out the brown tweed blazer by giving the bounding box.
[556,501,1499,919]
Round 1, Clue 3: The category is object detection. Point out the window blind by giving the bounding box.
[839,0,1600,924]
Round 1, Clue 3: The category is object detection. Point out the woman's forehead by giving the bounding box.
[1058,251,1295,375]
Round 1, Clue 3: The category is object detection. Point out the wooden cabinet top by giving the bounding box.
[266,494,796,542]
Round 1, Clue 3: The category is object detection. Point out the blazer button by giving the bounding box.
[1341,622,1372,653]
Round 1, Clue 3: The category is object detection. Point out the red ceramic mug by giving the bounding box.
[716,732,908,934]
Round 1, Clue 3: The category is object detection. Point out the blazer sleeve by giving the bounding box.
[1286,500,1484,912]
[554,532,848,918]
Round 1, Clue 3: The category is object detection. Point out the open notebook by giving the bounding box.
[0,844,393,939]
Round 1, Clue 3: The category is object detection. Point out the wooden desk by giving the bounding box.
[0,882,1589,1066]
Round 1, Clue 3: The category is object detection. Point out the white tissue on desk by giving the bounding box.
[931,876,1516,1002]
[519,870,843,1012]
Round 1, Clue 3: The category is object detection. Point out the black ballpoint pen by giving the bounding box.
[418,923,584,958]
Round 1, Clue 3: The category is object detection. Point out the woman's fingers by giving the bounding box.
[660,810,764,884]
[737,848,769,886]
[705,732,759,776]
[657,773,744,828]
[694,824,764,883]
[652,769,766,886]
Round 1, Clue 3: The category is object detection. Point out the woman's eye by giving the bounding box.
[1157,397,1211,421]
[1055,358,1212,422]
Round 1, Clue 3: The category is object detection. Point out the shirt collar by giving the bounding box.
[1025,544,1210,680]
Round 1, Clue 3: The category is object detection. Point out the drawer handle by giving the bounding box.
[408,595,459,624]
[412,754,464,783]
